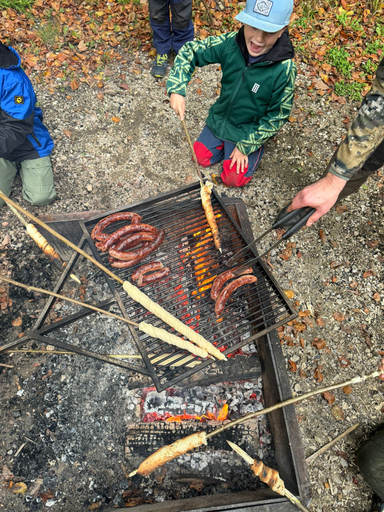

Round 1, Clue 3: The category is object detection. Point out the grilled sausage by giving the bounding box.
[210,267,253,301]
[109,256,147,268]
[132,261,163,282]
[101,224,157,252]
[215,275,257,317]
[115,232,156,251]
[137,267,171,287]
[109,229,165,261]
[91,212,142,241]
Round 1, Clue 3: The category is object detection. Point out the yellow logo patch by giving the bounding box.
[14,96,24,104]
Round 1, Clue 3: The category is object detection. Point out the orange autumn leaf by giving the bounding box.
[312,338,326,350]
[283,290,295,299]
[112,117,121,123]
[314,367,323,382]
[322,391,335,404]
[288,360,297,372]
[333,312,345,322]
[12,317,22,327]
[70,79,80,90]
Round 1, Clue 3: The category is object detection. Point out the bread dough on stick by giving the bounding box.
[139,322,208,359]
[136,432,207,476]
[200,182,221,253]
[123,281,226,360]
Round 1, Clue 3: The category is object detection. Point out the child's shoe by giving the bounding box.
[151,54,169,78]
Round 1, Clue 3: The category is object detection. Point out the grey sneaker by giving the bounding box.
[151,53,169,78]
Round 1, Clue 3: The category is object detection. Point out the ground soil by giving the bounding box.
[1,48,384,512]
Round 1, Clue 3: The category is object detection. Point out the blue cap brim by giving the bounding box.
[235,11,286,32]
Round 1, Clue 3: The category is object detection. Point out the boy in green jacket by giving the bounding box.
[167,0,296,187]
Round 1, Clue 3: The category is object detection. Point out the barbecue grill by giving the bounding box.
[0,183,297,391]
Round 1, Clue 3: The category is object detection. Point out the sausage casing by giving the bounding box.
[115,232,156,251]
[91,212,142,241]
[210,267,253,301]
[215,275,257,317]
[131,261,163,282]
[101,224,157,252]
[137,267,171,287]
[109,229,165,261]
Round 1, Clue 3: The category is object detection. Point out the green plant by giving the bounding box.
[365,38,384,54]
[366,0,381,12]
[334,80,364,101]
[0,0,34,12]
[362,59,376,74]
[326,47,353,77]
[37,18,61,46]
[376,23,384,37]
[335,10,349,26]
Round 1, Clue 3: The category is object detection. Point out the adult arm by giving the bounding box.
[288,57,384,225]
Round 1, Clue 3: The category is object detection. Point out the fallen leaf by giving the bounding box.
[0,465,13,482]
[338,356,350,368]
[299,369,307,378]
[279,249,292,261]
[333,312,345,322]
[312,338,326,350]
[63,129,72,138]
[323,391,335,404]
[314,367,323,382]
[39,489,55,503]
[111,117,120,123]
[336,204,348,213]
[89,503,100,510]
[12,317,22,327]
[316,318,326,327]
[288,360,297,372]
[319,229,327,243]
[78,40,87,52]
[363,270,375,278]
[42,370,53,381]
[70,79,80,90]
[283,290,295,299]
[331,404,345,421]
[12,482,28,494]
[343,385,353,395]
[97,80,104,88]
[97,92,104,100]
[373,292,381,302]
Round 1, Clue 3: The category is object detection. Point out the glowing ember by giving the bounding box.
[166,404,229,423]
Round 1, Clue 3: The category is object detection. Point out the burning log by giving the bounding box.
[0,191,223,361]
[181,120,222,253]
[128,366,383,476]
[227,441,310,512]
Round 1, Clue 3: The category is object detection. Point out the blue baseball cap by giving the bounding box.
[235,0,293,33]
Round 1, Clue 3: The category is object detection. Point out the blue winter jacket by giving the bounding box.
[0,44,53,162]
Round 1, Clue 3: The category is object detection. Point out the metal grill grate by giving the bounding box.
[78,183,297,391]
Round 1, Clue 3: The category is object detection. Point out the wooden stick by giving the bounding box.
[0,363,14,368]
[129,369,382,476]
[0,275,138,327]
[0,190,217,358]
[306,423,359,465]
[200,0,214,25]
[5,349,142,358]
[0,276,209,360]
[227,441,310,512]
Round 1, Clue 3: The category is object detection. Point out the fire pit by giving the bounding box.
[0,185,310,510]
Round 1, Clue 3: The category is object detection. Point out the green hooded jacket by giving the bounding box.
[167,28,297,156]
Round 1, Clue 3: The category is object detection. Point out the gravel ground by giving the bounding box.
[1,48,384,512]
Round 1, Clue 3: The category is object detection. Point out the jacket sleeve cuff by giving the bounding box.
[328,163,350,181]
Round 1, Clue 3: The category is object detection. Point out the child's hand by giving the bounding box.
[170,93,186,121]
[229,148,248,175]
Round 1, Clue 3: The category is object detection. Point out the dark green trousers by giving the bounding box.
[357,429,384,500]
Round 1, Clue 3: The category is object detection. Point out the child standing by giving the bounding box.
[167,0,296,187]
[150,0,194,78]
[0,42,55,208]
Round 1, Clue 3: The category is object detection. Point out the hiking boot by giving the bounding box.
[151,53,169,78]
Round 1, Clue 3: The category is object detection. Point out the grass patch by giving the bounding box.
[37,18,61,46]
[326,47,353,77]
[334,80,364,101]
[0,0,34,11]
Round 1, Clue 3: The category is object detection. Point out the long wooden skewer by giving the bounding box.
[129,368,382,477]
[0,276,209,359]
[181,120,222,253]
[227,441,310,512]
[0,189,222,360]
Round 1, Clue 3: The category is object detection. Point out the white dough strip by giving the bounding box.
[139,322,208,359]
[123,281,226,361]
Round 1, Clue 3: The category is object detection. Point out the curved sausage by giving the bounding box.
[91,212,142,241]
[109,229,165,261]
[210,267,253,301]
[110,256,147,268]
[137,267,171,287]
[132,261,163,282]
[101,224,157,252]
[115,232,156,251]
[215,275,257,317]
